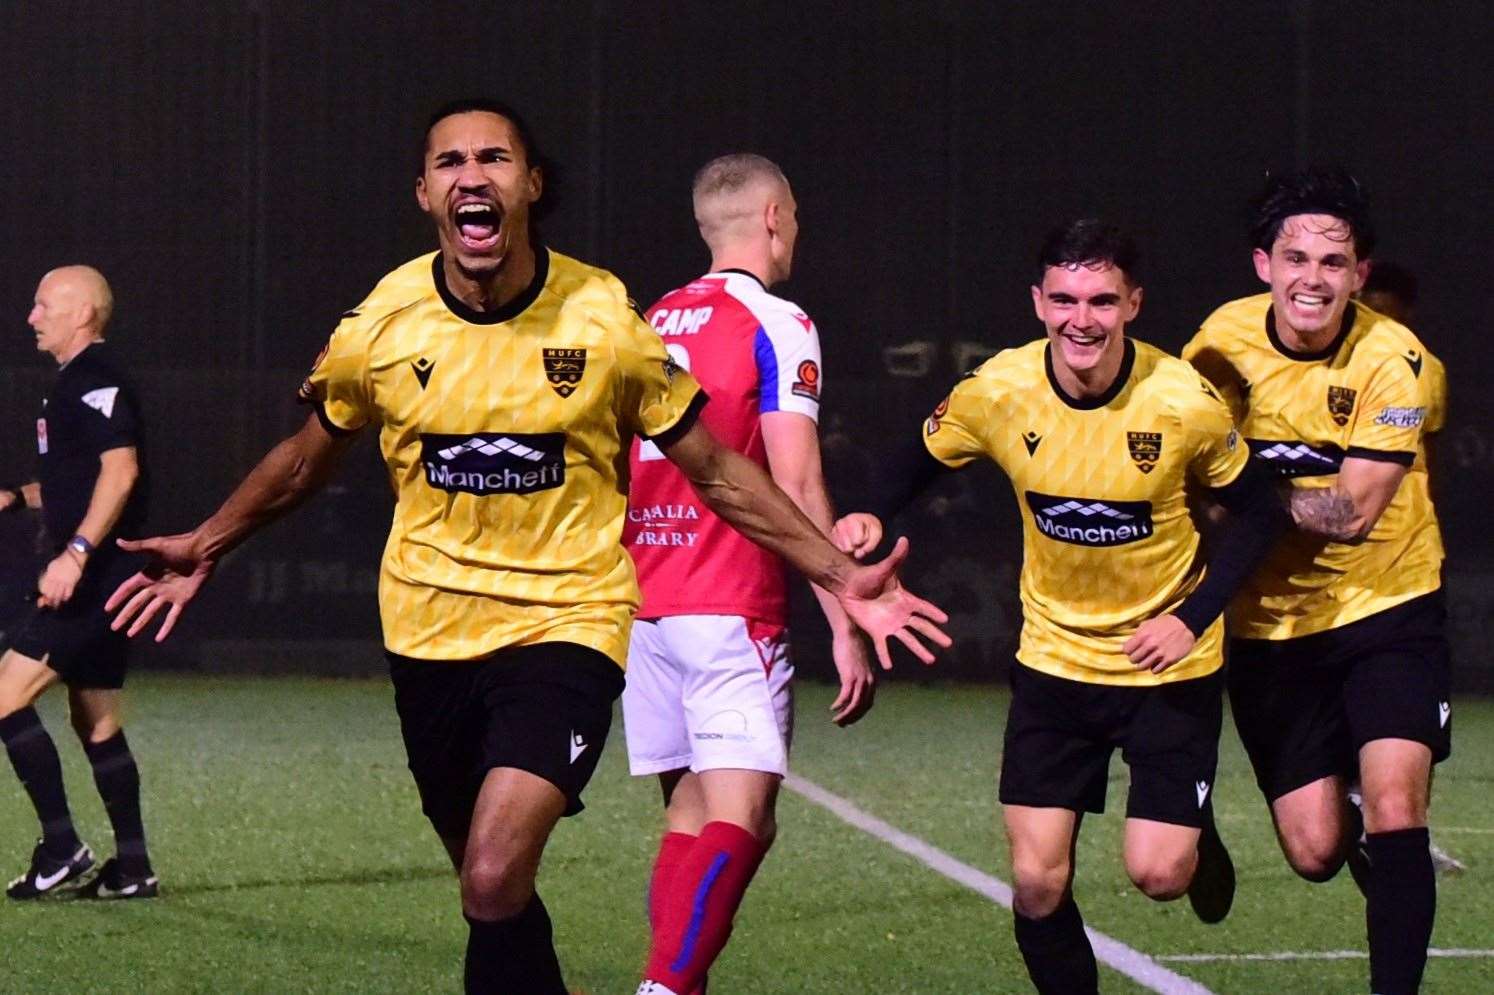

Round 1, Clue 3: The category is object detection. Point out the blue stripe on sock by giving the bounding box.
[670,852,730,973]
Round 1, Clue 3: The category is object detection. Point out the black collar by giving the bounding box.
[1044,338,1135,410]
[1266,301,1355,362]
[715,268,767,291]
[432,248,549,325]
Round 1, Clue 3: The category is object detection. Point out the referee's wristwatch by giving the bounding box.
[66,534,95,560]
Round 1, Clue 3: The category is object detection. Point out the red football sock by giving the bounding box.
[643,821,767,994]
[648,831,697,932]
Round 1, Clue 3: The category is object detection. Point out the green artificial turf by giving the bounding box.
[2,675,1489,993]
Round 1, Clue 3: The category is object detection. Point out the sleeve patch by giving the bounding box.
[1373,405,1425,428]
[80,387,119,419]
[925,396,950,436]
[297,343,331,403]
[791,359,820,401]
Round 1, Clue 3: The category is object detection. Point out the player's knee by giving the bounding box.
[1126,850,1193,901]
[459,853,535,922]
[1280,833,1343,882]
[1362,791,1427,833]
[69,713,119,744]
[1010,856,1070,918]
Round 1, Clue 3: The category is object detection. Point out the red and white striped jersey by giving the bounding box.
[626,270,823,623]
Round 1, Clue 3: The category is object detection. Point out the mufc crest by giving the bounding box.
[1126,431,1162,473]
[1326,385,1357,426]
[543,348,587,397]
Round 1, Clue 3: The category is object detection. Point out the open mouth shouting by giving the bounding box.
[453,198,503,253]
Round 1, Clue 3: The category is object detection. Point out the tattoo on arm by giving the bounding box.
[1287,485,1361,541]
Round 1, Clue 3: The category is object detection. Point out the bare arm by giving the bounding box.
[74,447,139,548]
[1286,456,1407,543]
[760,412,853,632]
[35,449,138,608]
[188,411,355,559]
[662,418,854,594]
[761,411,874,724]
[660,418,949,669]
[107,412,355,640]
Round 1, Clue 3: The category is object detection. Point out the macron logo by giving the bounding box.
[1196,781,1211,808]
[81,387,119,419]
[569,731,588,764]
[1439,701,1450,729]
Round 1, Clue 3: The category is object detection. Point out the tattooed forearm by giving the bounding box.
[1286,485,1363,541]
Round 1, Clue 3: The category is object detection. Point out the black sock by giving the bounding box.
[0,707,80,858]
[1013,895,1098,995]
[1365,827,1435,995]
[83,731,151,877]
[463,893,566,995]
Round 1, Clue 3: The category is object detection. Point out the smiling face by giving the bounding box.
[1254,213,1369,346]
[415,111,542,278]
[1032,261,1140,386]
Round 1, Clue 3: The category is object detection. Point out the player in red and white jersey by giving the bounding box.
[627,154,876,995]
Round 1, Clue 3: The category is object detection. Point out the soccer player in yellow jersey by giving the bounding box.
[101,99,948,995]
[837,221,1286,995]
[1184,169,1451,995]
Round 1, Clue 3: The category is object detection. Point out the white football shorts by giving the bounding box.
[623,614,794,777]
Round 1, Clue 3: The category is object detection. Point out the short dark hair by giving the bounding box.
[1036,219,1141,286]
[418,98,558,220]
[1249,167,1375,258]
[1362,260,1418,308]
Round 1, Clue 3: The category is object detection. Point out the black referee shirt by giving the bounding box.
[35,342,149,549]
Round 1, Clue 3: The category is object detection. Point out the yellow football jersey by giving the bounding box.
[300,248,702,666]
[924,338,1249,685]
[1183,294,1443,640]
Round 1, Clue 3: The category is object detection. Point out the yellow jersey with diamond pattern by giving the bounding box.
[299,248,702,666]
[1183,294,1442,640]
[923,337,1249,685]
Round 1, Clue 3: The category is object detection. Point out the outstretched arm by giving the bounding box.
[659,419,950,669]
[107,412,355,640]
[761,411,874,725]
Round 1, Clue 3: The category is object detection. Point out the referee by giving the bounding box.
[106,99,947,993]
[1,266,157,900]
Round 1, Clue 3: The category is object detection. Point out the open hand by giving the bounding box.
[837,536,951,670]
[106,533,218,642]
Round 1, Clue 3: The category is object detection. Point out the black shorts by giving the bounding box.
[999,662,1223,828]
[5,550,139,690]
[1228,590,1452,802]
[388,641,625,839]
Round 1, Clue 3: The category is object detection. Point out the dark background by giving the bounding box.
[2,2,1490,684]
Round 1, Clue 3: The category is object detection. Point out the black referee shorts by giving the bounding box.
[1228,589,1452,803]
[5,550,140,690]
[388,641,625,840]
[999,661,1223,828]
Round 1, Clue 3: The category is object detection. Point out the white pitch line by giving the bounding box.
[783,773,1214,995]
[1435,826,1494,834]
[1156,949,1494,963]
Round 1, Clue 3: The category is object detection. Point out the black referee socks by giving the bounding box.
[463,893,566,995]
[0,707,81,858]
[1013,895,1099,995]
[83,730,152,878]
[1365,827,1435,995]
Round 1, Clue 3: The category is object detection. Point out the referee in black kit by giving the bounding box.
[0,266,157,899]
